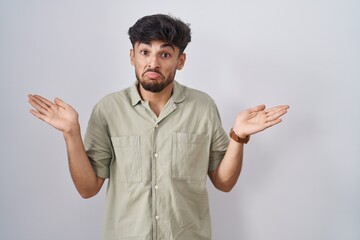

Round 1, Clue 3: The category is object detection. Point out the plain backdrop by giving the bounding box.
[1,0,359,239]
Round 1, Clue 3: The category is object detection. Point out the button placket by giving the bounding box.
[152,121,160,238]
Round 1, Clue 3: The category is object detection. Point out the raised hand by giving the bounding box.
[232,104,289,138]
[28,94,79,134]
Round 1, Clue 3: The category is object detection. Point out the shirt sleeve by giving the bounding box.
[84,103,113,179]
[208,102,229,172]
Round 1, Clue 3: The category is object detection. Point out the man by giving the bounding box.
[28,14,289,240]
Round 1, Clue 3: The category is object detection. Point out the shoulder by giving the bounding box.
[180,83,217,107]
[177,83,224,127]
[96,87,132,107]
[90,86,133,118]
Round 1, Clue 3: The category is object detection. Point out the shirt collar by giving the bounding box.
[130,80,185,106]
[130,82,142,106]
[172,81,186,103]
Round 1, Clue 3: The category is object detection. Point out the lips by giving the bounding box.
[143,69,164,79]
[145,71,162,79]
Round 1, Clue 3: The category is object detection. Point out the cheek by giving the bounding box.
[133,61,144,72]
[134,66,142,77]
[166,68,177,79]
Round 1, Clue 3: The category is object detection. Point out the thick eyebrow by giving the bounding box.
[137,42,175,51]
[160,43,175,51]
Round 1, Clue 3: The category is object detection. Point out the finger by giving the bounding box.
[28,95,51,114]
[264,107,287,119]
[264,118,283,128]
[29,109,48,121]
[54,97,67,109]
[265,105,289,114]
[266,107,288,121]
[248,104,266,112]
[266,110,287,122]
[33,94,56,108]
[28,94,52,109]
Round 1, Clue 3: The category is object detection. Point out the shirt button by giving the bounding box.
[155,215,160,220]
[155,124,159,128]
[154,185,159,190]
[154,153,159,158]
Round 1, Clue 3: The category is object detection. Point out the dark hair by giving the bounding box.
[128,14,191,54]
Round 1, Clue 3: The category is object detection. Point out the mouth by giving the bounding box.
[143,70,163,79]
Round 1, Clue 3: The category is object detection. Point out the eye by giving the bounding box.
[161,52,171,58]
[140,50,148,56]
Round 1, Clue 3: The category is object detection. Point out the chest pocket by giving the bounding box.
[111,136,142,183]
[172,132,210,181]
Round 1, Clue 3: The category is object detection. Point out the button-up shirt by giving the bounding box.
[84,81,229,240]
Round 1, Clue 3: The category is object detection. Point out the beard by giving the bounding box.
[135,69,175,93]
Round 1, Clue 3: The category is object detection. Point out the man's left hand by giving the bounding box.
[232,104,289,138]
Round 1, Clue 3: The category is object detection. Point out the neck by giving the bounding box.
[138,81,174,117]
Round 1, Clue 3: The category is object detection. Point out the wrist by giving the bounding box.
[229,128,250,144]
[63,122,81,138]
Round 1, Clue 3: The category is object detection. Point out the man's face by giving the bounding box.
[130,40,186,93]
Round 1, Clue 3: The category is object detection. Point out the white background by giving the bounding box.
[1,0,359,239]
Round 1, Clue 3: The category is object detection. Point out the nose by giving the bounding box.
[147,54,160,69]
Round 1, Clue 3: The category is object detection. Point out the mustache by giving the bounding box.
[142,68,164,78]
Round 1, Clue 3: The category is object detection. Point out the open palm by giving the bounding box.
[28,94,79,133]
[233,104,289,138]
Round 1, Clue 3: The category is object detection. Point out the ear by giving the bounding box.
[177,53,186,70]
[130,49,135,66]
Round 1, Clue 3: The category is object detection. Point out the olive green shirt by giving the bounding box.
[84,81,229,240]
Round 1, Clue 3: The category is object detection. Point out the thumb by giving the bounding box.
[249,104,266,112]
[54,97,67,108]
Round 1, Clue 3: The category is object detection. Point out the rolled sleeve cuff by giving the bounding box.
[208,150,226,172]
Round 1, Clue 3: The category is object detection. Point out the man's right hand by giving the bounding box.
[28,94,79,134]
[28,94,104,198]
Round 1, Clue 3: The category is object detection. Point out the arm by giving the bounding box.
[209,104,289,192]
[28,94,104,198]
